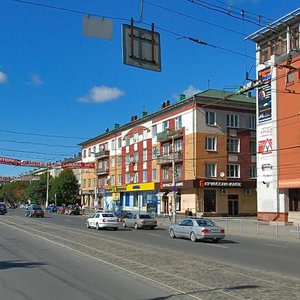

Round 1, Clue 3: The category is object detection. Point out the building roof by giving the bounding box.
[79,89,255,147]
[246,8,300,43]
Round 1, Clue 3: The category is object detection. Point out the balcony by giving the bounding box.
[156,152,183,165]
[157,129,183,142]
[95,150,109,158]
[97,167,109,175]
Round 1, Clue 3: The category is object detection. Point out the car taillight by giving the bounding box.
[220,229,225,234]
[201,229,210,233]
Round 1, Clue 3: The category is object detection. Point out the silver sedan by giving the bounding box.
[169,217,225,242]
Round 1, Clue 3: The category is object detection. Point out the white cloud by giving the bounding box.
[182,85,201,98]
[0,71,8,84]
[79,85,125,103]
[30,74,43,86]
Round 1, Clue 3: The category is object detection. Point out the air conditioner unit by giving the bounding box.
[245,189,252,196]
[133,139,138,143]
[221,189,228,195]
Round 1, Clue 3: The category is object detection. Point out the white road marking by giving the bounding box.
[148,233,161,237]
[205,243,228,249]
[264,243,288,249]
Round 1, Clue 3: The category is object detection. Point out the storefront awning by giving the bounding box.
[279,178,300,189]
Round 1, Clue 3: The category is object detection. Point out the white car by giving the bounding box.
[86,212,119,230]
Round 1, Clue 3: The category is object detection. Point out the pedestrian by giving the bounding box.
[82,203,85,215]
[185,208,189,216]
[189,209,193,216]
[168,209,172,221]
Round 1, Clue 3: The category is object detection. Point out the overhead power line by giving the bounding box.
[0,138,80,148]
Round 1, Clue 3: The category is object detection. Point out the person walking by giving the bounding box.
[168,209,172,221]
[81,203,85,215]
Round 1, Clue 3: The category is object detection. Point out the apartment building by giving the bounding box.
[246,8,300,222]
[80,89,256,217]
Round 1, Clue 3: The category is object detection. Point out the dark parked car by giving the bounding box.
[0,203,7,215]
[25,204,44,218]
[46,204,58,213]
[114,210,132,221]
[65,204,81,215]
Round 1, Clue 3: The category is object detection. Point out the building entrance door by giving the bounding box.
[228,195,239,216]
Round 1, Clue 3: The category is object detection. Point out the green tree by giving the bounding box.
[26,174,49,205]
[0,181,29,203]
[51,170,79,205]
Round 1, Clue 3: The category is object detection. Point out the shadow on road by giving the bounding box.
[0,260,47,270]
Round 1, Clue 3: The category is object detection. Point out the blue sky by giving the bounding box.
[0,0,299,177]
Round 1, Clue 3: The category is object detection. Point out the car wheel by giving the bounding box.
[96,223,100,230]
[134,223,139,230]
[122,221,127,228]
[169,229,176,238]
[113,227,118,231]
[190,232,197,242]
[86,221,90,229]
[41,215,44,218]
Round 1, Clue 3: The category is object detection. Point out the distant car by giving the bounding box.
[25,204,44,218]
[57,206,66,214]
[169,217,225,242]
[46,204,58,213]
[86,212,119,230]
[0,203,7,215]
[114,210,132,221]
[122,213,157,230]
[65,205,81,215]
[10,202,17,209]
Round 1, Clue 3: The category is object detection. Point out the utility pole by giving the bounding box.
[46,170,49,208]
[171,135,176,224]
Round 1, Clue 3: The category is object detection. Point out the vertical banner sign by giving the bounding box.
[258,67,272,123]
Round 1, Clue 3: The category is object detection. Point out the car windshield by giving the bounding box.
[102,213,115,217]
[32,205,42,209]
[139,214,152,219]
[196,219,217,227]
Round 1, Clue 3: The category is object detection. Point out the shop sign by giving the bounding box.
[200,180,242,188]
[126,182,155,192]
[161,182,183,188]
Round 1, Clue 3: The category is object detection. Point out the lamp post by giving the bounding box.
[45,170,49,208]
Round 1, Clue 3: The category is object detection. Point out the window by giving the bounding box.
[133,151,139,163]
[250,166,257,179]
[152,125,157,137]
[143,170,147,182]
[227,164,240,178]
[175,115,182,130]
[82,179,86,188]
[174,140,182,152]
[88,179,91,187]
[205,137,217,151]
[143,129,148,140]
[125,154,130,164]
[93,146,96,154]
[125,173,131,184]
[175,165,182,180]
[249,116,256,130]
[290,28,299,50]
[88,148,91,157]
[143,149,147,161]
[118,175,122,184]
[152,146,160,158]
[133,132,139,143]
[163,120,169,131]
[227,139,240,153]
[83,150,86,158]
[118,137,122,148]
[125,136,130,146]
[111,157,115,168]
[152,169,157,181]
[163,143,170,155]
[206,111,216,125]
[118,156,122,166]
[111,139,116,150]
[250,141,256,154]
[162,167,169,180]
[110,175,115,185]
[287,71,296,84]
[133,172,138,183]
[227,114,239,128]
[205,164,216,178]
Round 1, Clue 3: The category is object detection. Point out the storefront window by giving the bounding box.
[204,190,216,212]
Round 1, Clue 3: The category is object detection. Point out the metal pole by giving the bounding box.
[46,170,49,208]
[172,136,176,224]
[297,224,300,239]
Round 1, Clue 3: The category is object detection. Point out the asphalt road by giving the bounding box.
[1,208,300,300]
